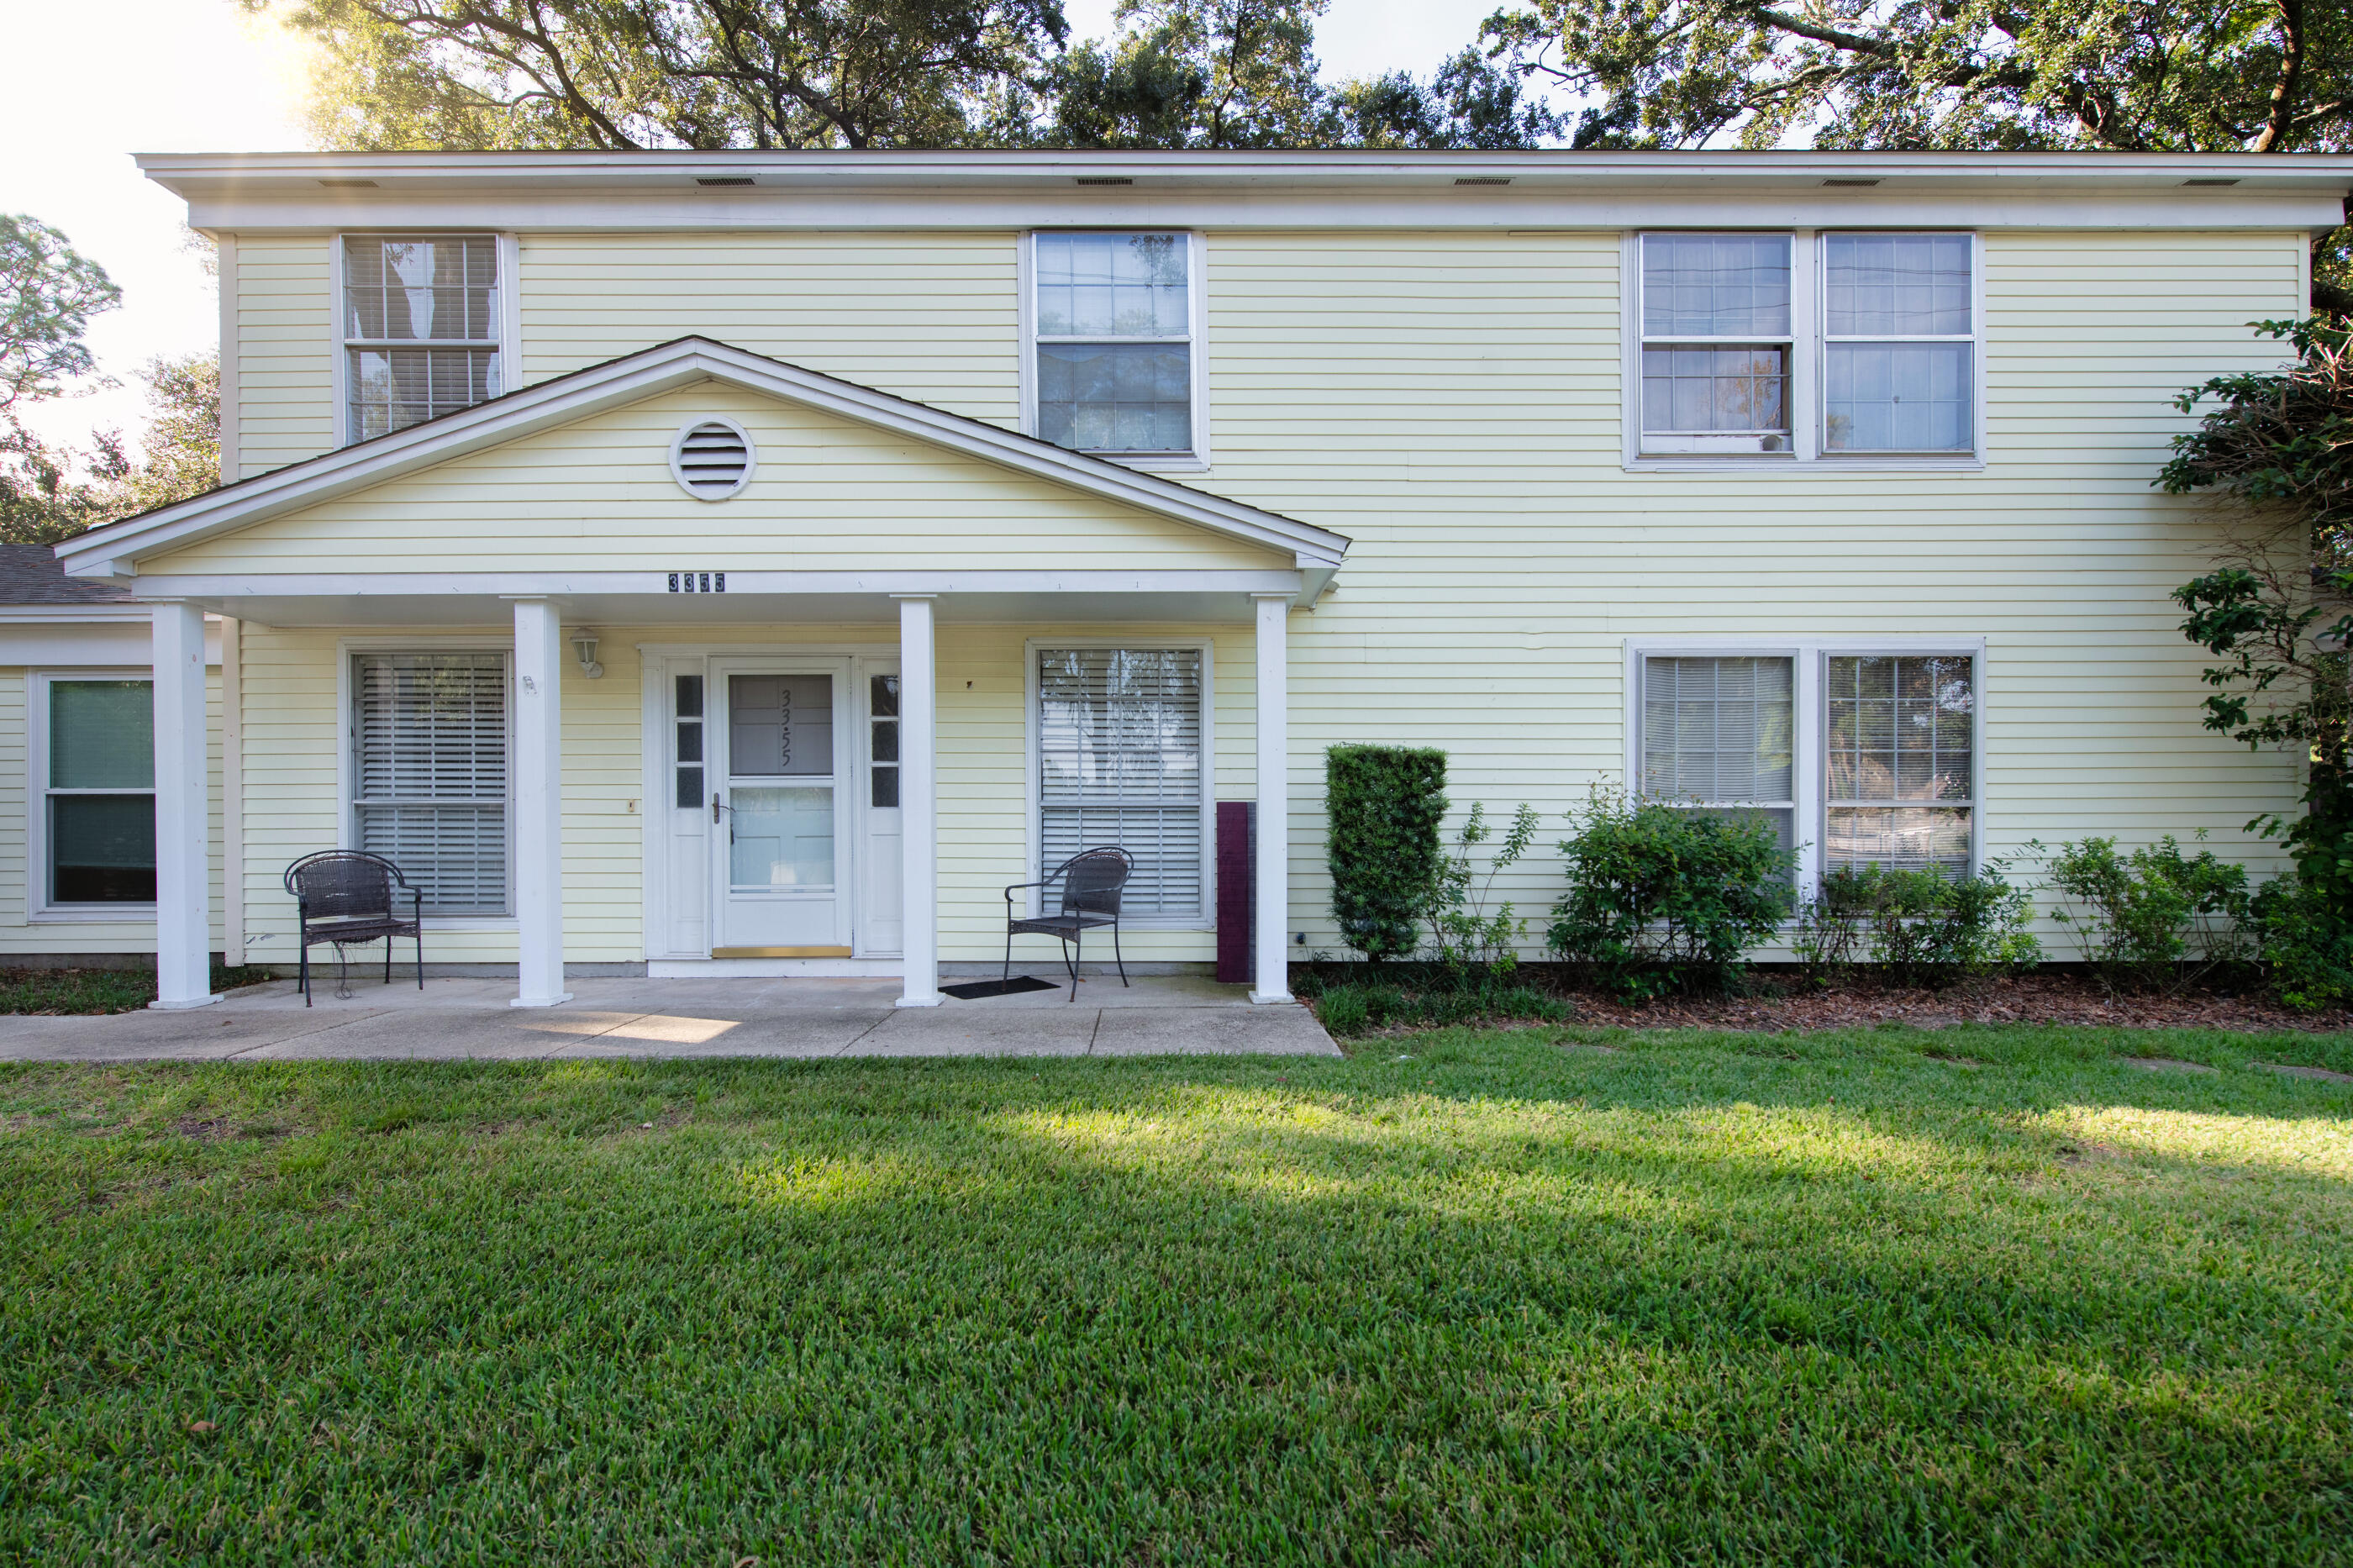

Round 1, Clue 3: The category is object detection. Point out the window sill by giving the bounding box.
[29,905,158,924]
[1625,455,1986,476]
[423,916,519,932]
[1097,453,1210,476]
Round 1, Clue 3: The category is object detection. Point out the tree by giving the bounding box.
[2162,316,2353,939]
[1,215,121,544]
[2,355,222,545]
[1481,0,2353,309]
[1,215,119,425]
[252,0,1072,150]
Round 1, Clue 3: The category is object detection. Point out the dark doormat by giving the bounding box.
[940,976,1061,1001]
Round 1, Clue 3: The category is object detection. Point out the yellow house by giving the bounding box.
[29,150,2351,1008]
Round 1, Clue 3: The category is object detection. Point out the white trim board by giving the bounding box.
[58,337,1347,591]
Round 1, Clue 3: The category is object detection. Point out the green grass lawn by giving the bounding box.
[3,1025,2349,1565]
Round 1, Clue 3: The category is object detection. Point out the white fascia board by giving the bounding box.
[140,149,2353,233]
[129,569,1308,598]
[56,338,1345,578]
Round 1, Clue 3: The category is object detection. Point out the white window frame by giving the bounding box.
[331,231,520,450]
[1622,230,1986,472]
[1624,635,1987,897]
[1024,635,1217,930]
[1019,229,1212,471]
[25,668,158,922]
[335,636,518,929]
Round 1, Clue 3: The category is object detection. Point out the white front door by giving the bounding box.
[711,660,851,956]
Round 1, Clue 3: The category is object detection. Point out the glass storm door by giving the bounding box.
[711,662,850,956]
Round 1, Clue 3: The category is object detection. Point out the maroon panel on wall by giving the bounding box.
[1215,800,1255,985]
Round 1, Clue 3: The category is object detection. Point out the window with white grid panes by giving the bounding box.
[1824,654,1977,874]
[341,235,502,445]
[1823,234,1974,453]
[1639,234,1794,455]
[1638,655,1796,862]
[1031,233,1195,456]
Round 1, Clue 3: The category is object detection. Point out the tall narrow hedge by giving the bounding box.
[1325,744,1448,962]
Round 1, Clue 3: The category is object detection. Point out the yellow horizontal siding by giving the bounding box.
[233,235,334,481]
[200,223,2312,963]
[147,381,1280,576]
[519,231,1021,425]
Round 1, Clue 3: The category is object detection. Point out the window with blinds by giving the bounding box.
[1639,655,1796,858]
[46,679,155,904]
[1825,654,1975,873]
[351,652,510,913]
[1037,647,1203,919]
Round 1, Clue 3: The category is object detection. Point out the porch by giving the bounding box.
[0,971,1340,1062]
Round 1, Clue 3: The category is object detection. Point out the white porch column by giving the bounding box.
[509,597,571,1008]
[895,594,941,1008]
[150,600,217,1009]
[1251,592,1292,1003]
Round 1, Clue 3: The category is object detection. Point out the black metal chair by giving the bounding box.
[283,850,424,1006]
[1003,846,1134,988]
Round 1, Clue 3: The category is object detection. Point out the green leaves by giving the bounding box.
[1324,743,1448,963]
[0,213,118,418]
[1545,787,1795,1000]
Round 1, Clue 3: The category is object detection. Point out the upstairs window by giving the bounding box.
[1640,235,1793,455]
[1633,230,1979,462]
[1031,233,1198,459]
[341,234,503,445]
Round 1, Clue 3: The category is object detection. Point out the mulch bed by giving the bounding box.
[1550,971,2352,1034]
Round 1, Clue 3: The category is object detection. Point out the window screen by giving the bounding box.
[1824,653,1976,873]
[1823,234,1973,453]
[47,679,155,904]
[1037,647,1203,918]
[1639,234,1793,455]
[351,652,509,913]
[1034,234,1192,455]
[343,235,502,443]
[1639,655,1795,858]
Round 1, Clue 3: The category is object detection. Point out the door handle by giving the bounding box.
[711,792,724,823]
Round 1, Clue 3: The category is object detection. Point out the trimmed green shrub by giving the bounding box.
[1546,789,1795,1001]
[2045,835,2255,994]
[1325,744,1447,963]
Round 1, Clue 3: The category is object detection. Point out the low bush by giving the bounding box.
[1426,801,1542,979]
[2252,876,2353,1012]
[1796,863,2040,991]
[1325,744,1448,964]
[2044,834,2256,994]
[1546,789,1794,1001]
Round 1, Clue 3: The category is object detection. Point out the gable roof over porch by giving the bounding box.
[56,337,1348,605]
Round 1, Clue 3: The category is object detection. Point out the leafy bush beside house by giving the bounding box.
[1324,744,1448,964]
[1547,789,1795,1000]
[1795,861,2041,991]
[1426,800,1542,978]
[2044,835,2256,994]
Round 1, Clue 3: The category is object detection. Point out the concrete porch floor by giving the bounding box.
[0,971,1340,1062]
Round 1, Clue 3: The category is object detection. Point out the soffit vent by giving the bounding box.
[669,419,756,501]
[696,176,756,187]
[1821,177,1881,187]
[1454,176,1512,186]
[2182,177,2240,187]
[1074,176,1134,185]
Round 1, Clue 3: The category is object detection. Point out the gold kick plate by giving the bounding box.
[710,945,855,959]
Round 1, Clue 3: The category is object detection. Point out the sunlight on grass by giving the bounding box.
[2048,1102,2353,1176]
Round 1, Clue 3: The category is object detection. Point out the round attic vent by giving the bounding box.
[669,419,756,500]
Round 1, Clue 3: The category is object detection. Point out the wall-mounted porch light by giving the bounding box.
[572,630,604,679]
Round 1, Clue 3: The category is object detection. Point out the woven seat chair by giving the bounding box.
[283,850,424,1006]
[1003,846,1134,989]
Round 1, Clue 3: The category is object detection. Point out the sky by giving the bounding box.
[0,0,1493,463]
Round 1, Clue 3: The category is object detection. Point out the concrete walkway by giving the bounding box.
[0,972,1340,1062]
